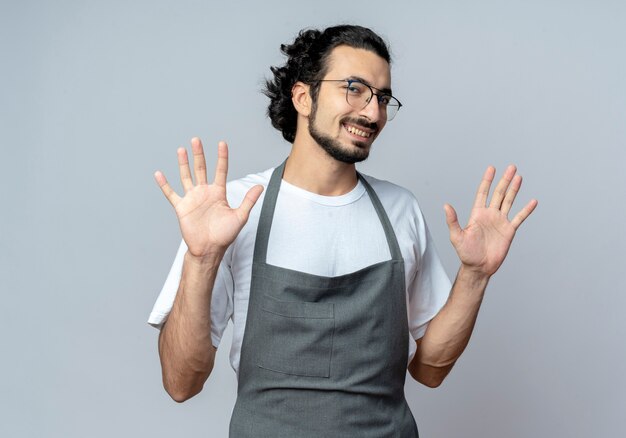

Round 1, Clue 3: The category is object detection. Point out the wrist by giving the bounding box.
[184,249,224,271]
[457,264,491,290]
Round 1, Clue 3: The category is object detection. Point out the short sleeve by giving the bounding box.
[407,223,451,341]
[147,240,187,329]
[147,240,235,349]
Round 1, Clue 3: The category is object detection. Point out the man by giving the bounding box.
[149,25,537,437]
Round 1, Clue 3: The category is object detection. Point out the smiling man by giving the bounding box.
[149,25,537,437]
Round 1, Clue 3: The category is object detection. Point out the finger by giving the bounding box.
[236,185,264,223]
[444,203,462,242]
[190,137,208,185]
[501,174,522,216]
[510,199,538,229]
[473,166,496,208]
[489,164,517,209]
[154,171,181,207]
[177,148,193,193]
[213,141,229,187]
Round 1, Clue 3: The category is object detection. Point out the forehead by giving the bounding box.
[323,45,391,89]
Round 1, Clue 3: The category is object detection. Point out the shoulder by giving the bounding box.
[359,173,429,245]
[225,167,274,205]
[360,173,421,213]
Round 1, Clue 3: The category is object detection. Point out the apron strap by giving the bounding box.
[252,160,403,264]
[357,173,403,262]
[252,160,286,264]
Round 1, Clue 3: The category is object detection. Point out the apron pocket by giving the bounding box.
[258,294,334,378]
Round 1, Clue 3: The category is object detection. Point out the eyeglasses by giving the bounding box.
[315,79,403,121]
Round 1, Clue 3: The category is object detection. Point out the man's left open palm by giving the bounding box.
[444,165,538,277]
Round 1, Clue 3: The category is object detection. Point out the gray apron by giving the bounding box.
[230,162,418,438]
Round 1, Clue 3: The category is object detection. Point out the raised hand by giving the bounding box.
[444,165,538,277]
[154,138,264,259]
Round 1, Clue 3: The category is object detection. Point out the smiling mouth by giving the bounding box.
[343,123,373,139]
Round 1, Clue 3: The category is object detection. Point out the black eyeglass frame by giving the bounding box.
[314,79,403,121]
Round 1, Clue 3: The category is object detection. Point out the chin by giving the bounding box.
[309,122,374,164]
[329,144,370,164]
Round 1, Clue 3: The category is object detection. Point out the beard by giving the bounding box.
[308,105,376,164]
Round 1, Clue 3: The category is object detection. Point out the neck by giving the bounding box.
[284,134,358,196]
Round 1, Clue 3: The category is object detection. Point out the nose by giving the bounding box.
[359,96,384,124]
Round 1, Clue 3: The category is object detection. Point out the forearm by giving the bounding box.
[410,265,489,386]
[158,250,222,402]
[410,164,536,387]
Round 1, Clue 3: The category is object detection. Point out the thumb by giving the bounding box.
[236,185,264,222]
[444,203,462,239]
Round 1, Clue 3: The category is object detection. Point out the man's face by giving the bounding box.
[308,45,392,164]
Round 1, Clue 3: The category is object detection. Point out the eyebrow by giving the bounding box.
[346,76,393,95]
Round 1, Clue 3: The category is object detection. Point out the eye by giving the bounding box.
[345,81,366,95]
[378,95,392,106]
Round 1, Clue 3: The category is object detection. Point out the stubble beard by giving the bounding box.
[308,103,375,165]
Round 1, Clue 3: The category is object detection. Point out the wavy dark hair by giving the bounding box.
[264,25,391,143]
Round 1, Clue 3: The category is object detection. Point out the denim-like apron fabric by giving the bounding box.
[230,162,418,437]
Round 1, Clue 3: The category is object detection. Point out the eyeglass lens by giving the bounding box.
[345,81,400,121]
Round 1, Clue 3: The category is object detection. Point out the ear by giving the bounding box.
[291,81,312,117]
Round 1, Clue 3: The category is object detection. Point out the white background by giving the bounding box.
[1,0,625,436]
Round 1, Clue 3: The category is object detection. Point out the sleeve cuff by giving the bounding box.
[147,311,169,330]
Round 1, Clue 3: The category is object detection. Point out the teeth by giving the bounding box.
[345,125,371,138]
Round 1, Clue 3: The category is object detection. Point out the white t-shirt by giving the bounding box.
[149,168,451,374]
